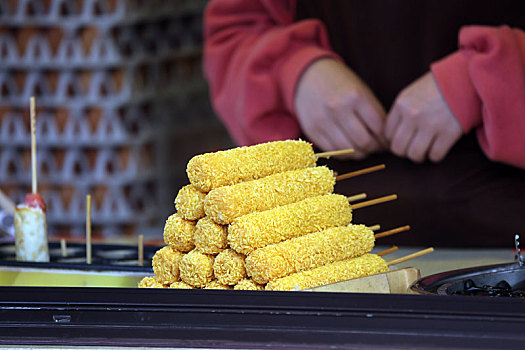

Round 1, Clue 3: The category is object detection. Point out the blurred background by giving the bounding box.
[0,0,234,242]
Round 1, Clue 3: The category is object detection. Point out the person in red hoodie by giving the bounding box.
[203,0,525,247]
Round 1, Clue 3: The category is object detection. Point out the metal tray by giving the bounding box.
[0,241,158,272]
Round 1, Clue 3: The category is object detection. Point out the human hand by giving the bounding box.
[294,58,386,159]
[384,72,463,163]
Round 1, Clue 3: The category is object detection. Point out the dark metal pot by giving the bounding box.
[411,261,525,296]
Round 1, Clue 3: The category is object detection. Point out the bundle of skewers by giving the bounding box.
[139,140,433,291]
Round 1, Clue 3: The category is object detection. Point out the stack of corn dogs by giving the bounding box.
[139,140,395,291]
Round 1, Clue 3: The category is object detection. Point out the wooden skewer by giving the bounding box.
[30,97,37,194]
[350,194,397,210]
[387,247,434,266]
[60,239,67,257]
[315,148,354,158]
[369,224,381,232]
[0,188,15,215]
[374,225,411,239]
[377,245,399,257]
[347,193,366,203]
[335,164,385,181]
[86,194,92,265]
[138,234,144,267]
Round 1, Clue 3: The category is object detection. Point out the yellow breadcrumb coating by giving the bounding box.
[205,166,335,225]
[213,249,246,285]
[152,246,184,284]
[228,194,352,254]
[204,280,233,290]
[138,276,166,288]
[163,213,195,252]
[266,254,389,291]
[245,224,375,284]
[175,184,206,221]
[186,140,316,192]
[234,279,265,291]
[169,281,194,289]
[194,216,228,255]
[179,250,215,288]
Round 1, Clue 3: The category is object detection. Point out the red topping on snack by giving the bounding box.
[22,193,46,213]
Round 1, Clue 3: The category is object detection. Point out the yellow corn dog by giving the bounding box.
[228,194,352,254]
[245,224,375,284]
[205,166,335,225]
[175,184,206,221]
[187,140,316,192]
[194,216,228,255]
[204,280,234,290]
[163,212,195,252]
[213,249,246,285]
[152,246,184,284]
[179,250,215,288]
[169,281,194,289]
[138,276,166,288]
[266,253,389,291]
[234,279,265,291]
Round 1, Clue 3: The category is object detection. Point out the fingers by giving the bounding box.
[322,121,369,159]
[320,124,353,151]
[406,129,435,163]
[322,90,385,156]
[315,131,367,160]
[302,113,368,159]
[384,105,401,141]
[301,117,345,152]
[355,95,386,136]
[387,102,418,157]
[355,98,388,150]
[390,121,416,157]
[385,72,464,163]
[387,103,440,162]
[428,121,463,162]
[428,135,454,163]
[337,111,383,154]
[388,118,461,163]
[387,105,439,162]
[293,58,388,158]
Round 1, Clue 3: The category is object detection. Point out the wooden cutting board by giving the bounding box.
[307,267,420,294]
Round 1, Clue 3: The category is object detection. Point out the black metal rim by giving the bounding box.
[1,286,525,349]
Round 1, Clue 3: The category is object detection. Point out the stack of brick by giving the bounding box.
[0,0,233,240]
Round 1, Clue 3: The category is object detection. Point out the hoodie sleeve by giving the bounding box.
[203,0,340,146]
[431,25,525,169]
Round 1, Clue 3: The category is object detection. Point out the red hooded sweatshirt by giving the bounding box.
[203,0,525,169]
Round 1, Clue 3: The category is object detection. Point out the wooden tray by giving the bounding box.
[308,267,420,294]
